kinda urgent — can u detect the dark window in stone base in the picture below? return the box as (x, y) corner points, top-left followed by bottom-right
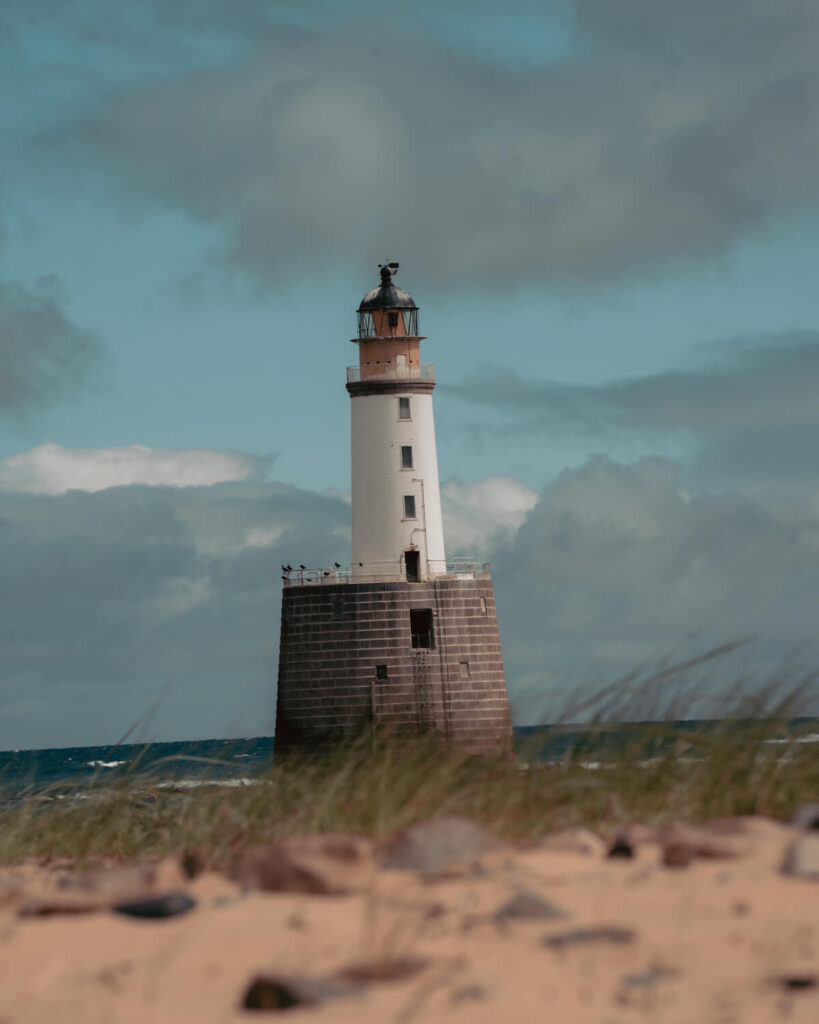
(375, 664), (388, 680)
(410, 608), (434, 649)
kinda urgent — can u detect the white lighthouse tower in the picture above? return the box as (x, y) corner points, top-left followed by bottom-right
(350, 262), (446, 581)
(276, 263), (513, 754)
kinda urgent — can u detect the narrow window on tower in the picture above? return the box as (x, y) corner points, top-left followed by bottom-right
(401, 445), (413, 469)
(459, 661), (470, 679)
(398, 396), (411, 420)
(480, 596), (487, 614)
(375, 664), (388, 681)
(403, 495), (416, 519)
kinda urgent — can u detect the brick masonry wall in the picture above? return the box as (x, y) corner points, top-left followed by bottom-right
(275, 578), (513, 754)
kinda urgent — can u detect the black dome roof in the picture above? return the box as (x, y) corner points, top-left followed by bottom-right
(357, 265), (418, 311)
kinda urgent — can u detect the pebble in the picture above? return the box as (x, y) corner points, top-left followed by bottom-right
(237, 833), (372, 895)
(382, 817), (497, 878)
(607, 832), (636, 859)
(112, 892), (196, 919)
(660, 821), (747, 868)
(495, 887), (568, 922)
(620, 965), (677, 989)
(542, 925), (636, 950)
(791, 803), (819, 831)
(781, 835), (819, 881)
(242, 973), (358, 1011)
(771, 973), (817, 992)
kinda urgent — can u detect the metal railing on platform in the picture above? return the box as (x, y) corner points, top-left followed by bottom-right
(281, 559), (491, 588)
(346, 363), (434, 384)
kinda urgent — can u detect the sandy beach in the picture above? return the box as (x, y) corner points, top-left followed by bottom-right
(1, 814), (817, 1023)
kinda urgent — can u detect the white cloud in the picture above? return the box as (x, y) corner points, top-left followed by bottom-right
(441, 476), (538, 554)
(0, 442), (269, 495)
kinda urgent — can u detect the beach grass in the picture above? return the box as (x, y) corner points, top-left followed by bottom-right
(1, 693), (817, 867)
(1, 643), (817, 865)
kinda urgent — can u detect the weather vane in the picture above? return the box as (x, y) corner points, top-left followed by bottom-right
(378, 260), (399, 279)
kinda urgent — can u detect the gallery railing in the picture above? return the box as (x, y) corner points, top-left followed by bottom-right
(346, 363), (434, 383)
(281, 559), (490, 587)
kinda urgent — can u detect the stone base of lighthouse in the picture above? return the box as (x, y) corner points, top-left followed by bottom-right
(275, 578), (513, 755)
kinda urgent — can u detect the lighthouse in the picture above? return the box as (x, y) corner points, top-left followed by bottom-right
(275, 263), (513, 753)
(350, 263), (446, 582)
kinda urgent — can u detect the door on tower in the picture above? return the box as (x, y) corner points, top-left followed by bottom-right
(405, 549), (419, 582)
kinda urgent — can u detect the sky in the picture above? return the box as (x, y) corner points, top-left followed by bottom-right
(2, 0), (819, 748)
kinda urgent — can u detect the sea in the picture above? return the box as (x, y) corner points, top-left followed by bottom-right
(1, 719), (817, 800)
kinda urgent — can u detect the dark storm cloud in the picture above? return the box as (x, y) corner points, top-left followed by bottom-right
(28, 1), (819, 289)
(0, 277), (101, 418)
(450, 331), (819, 485)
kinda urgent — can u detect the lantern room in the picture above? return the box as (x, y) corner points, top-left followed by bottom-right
(352, 263), (427, 380)
(357, 263), (419, 339)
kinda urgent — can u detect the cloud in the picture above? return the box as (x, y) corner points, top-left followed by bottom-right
(0, 442), (271, 495)
(0, 478), (350, 750)
(450, 331), (819, 487)
(492, 455), (819, 720)
(29, 2), (819, 289)
(0, 277), (101, 417)
(441, 476), (538, 554)
(1, 446), (816, 748)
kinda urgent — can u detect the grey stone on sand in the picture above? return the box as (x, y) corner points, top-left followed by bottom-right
(237, 833), (372, 895)
(791, 803), (819, 831)
(112, 892), (196, 919)
(382, 817), (497, 878)
(495, 887), (568, 922)
(542, 925), (636, 950)
(781, 835), (819, 881)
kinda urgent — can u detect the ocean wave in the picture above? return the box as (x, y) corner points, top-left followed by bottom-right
(761, 733), (819, 745)
(86, 760), (127, 768)
(154, 777), (259, 791)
